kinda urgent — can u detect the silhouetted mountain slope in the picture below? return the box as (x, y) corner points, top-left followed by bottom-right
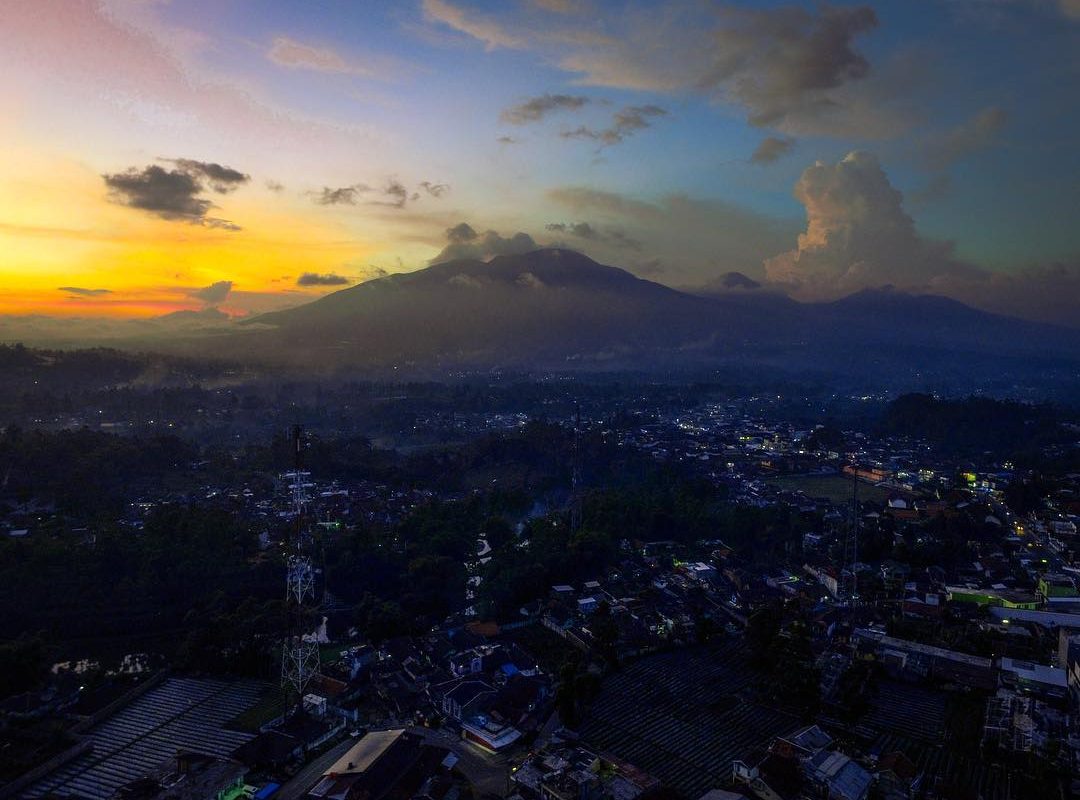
(215, 249), (1079, 381)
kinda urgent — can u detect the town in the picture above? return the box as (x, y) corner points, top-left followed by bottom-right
(2, 374), (1079, 800)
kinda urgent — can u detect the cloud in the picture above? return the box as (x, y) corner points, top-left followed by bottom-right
(432, 222), (538, 263)
(548, 185), (798, 285)
(311, 180), (433, 208)
(497, 135), (518, 144)
(764, 151), (977, 298)
(191, 280), (234, 306)
(481, 2), (890, 135)
(751, 136), (794, 164)
(704, 4), (879, 129)
(267, 36), (373, 76)
(297, 272), (352, 287)
(310, 184), (371, 205)
(59, 286), (112, 297)
(1062, 0), (1080, 19)
(422, 0), (525, 49)
(759, 149), (1080, 326)
(545, 221), (642, 250)
(166, 159), (249, 192)
(103, 159), (248, 228)
(923, 106), (1008, 171)
(265, 180), (285, 192)
(501, 94), (590, 124)
(380, 180), (410, 208)
(532, 0), (583, 12)
(561, 104), (667, 146)
(419, 181), (449, 198)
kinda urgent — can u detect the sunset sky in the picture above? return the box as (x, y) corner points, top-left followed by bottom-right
(2, 0), (1078, 329)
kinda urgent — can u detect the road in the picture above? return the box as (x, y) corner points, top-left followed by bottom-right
(409, 726), (511, 799)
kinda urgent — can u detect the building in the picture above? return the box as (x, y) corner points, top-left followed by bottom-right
(946, 586), (1040, 610)
(305, 729), (451, 800)
(852, 628), (995, 690)
(998, 658), (1068, 704)
(113, 752), (247, 800)
(805, 750), (872, 800)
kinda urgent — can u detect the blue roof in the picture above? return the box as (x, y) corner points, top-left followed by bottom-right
(254, 783), (281, 800)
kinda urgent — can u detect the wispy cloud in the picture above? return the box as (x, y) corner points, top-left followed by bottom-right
(422, 0), (526, 49)
(266, 36), (376, 76)
(751, 136), (794, 164)
(561, 105), (667, 147)
(501, 94), (590, 124)
(59, 286), (112, 297)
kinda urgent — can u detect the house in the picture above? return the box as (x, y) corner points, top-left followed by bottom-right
(732, 750), (803, 800)
(306, 729), (451, 800)
(770, 725), (832, 760)
(804, 750), (872, 800)
(875, 751), (920, 799)
(114, 752), (247, 800)
(435, 677), (495, 720)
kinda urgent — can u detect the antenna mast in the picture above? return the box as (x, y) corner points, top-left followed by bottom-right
(842, 461), (860, 602)
(570, 403), (583, 535)
(281, 424), (320, 709)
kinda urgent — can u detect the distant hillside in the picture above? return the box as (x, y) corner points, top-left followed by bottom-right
(18, 248), (1064, 395)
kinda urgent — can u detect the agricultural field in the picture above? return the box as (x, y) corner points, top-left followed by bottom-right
(767, 474), (896, 505)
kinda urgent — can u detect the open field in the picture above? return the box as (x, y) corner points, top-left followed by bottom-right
(767, 474), (896, 505)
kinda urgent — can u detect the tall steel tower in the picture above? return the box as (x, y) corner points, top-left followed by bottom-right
(570, 403), (583, 535)
(281, 425), (320, 706)
(841, 462), (860, 602)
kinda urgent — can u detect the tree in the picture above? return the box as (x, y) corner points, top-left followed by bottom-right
(590, 601), (619, 672)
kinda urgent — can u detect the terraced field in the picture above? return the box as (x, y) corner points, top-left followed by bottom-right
(23, 677), (266, 800)
(857, 680), (1006, 800)
(579, 645), (799, 798)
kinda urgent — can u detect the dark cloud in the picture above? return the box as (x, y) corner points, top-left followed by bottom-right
(923, 106), (1008, 171)
(751, 136), (794, 164)
(311, 184), (371, 205)
(166, 159), (249, 193)
(381, 180), (412, 208)
(104, 166), (206, 220)
(432, 222), (537, 263)
(265, 180), (285, 192)
(545, 221), (642, 250)
(561, 104), (667, 146)
(447, 222), (478, 243)
(297, 272), (352, 287)
(501, 93), (591, 124)
(496, 135), (518, 144)
(314, 180), (434, 209)
(103, 159), (248, 228)
(191, 280), (234, 306)
(419, 181), (449, 198)
(764, 151), (978, 298)
(59, 286), (112, 296)
(704, 5), (879, 128)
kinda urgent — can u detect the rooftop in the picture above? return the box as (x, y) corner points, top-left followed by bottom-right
(324, 729), (406, 776)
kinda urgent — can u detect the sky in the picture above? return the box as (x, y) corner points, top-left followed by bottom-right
(1, 0), (1078, 331)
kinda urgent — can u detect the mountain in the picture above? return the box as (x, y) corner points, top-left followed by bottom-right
(692, 271), (764, 292)
(239, 249), (781, 369)
(210, 249), (1080, 388)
